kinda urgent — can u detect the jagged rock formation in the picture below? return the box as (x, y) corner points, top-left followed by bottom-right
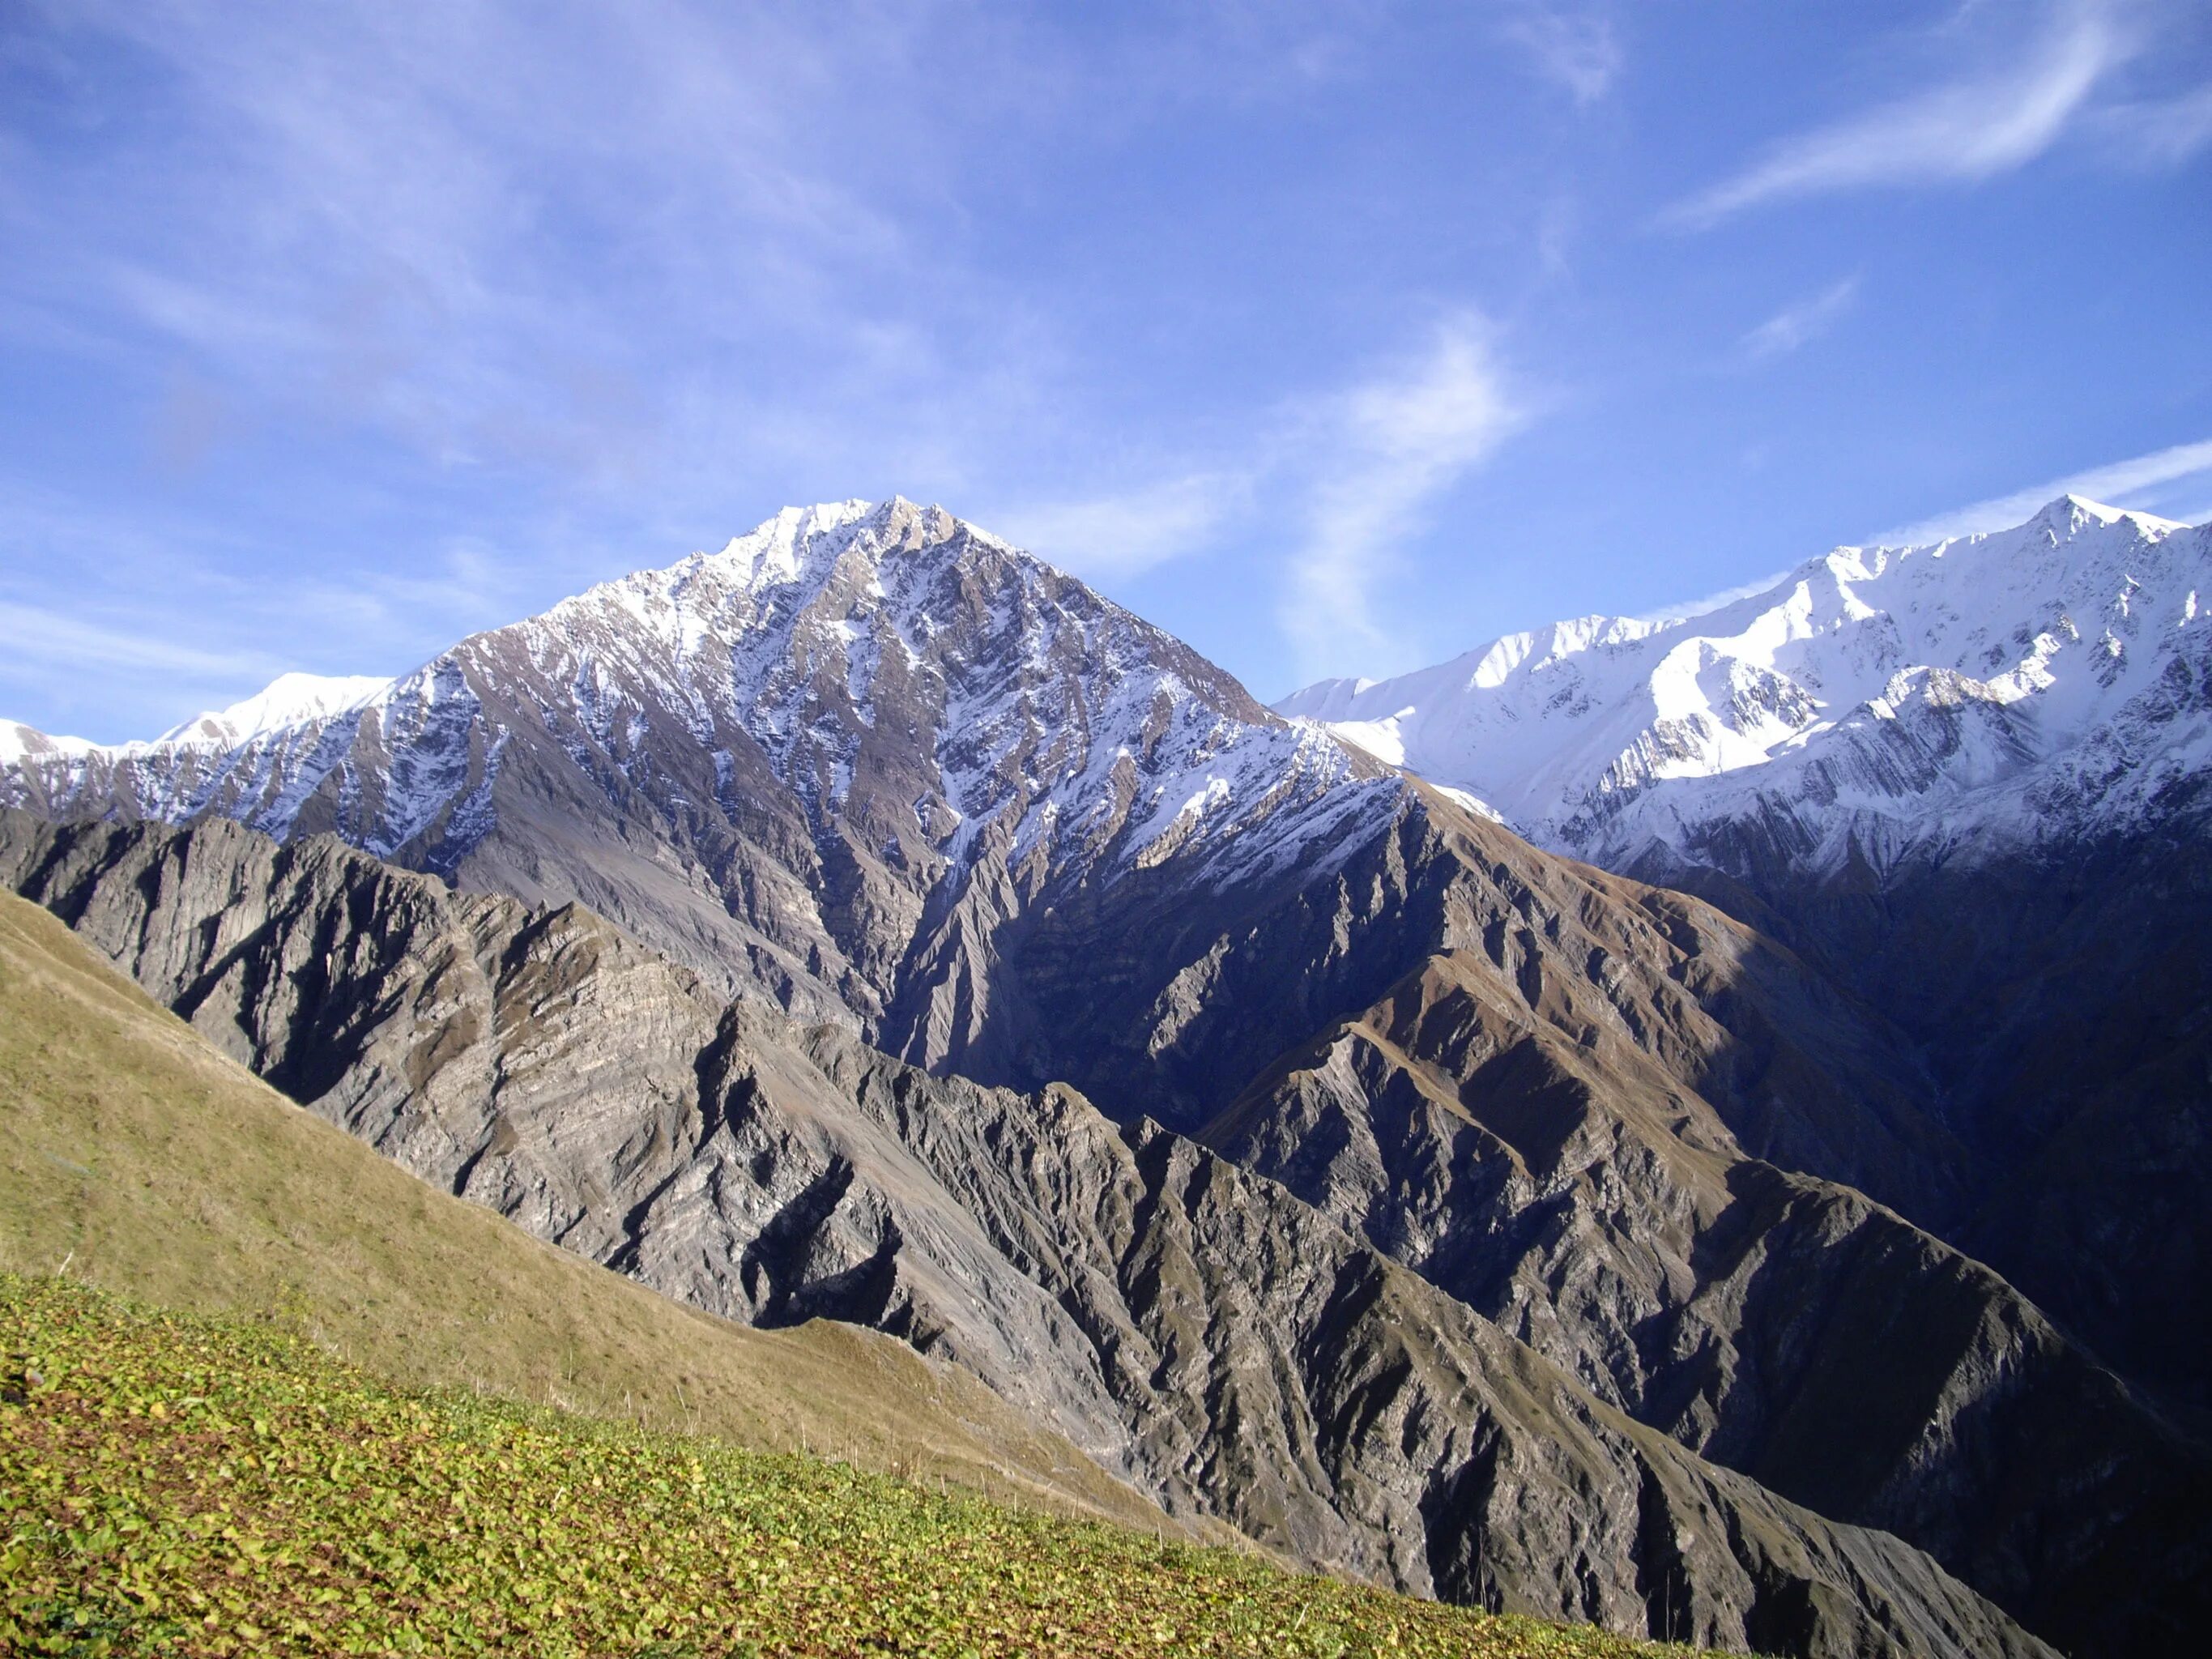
(0, 499), (1394, 1066)
(1623, 808), (2212, 1430)
(0, 808), (2064, 1659)
(1202, 935), (2212, 1656)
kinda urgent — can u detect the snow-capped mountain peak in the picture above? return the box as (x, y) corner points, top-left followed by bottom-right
(0, 722), (96, 768)
(701, 497), (887, 593)
(2, 498), (1392, 1018)
(156, 672), (397, 748)
(1277, 495), (2211, 876)
(2023, 493), (2181, 542)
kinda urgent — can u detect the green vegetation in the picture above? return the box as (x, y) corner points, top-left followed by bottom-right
(2, 1274), (1713, 1659)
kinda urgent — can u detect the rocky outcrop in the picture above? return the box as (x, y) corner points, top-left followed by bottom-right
(0, 808), (2061, 1659)
(1630, 804), (2212, 1432)
(1203, 939), (2212, 1658)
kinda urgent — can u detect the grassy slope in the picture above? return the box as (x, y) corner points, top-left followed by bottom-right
(1, 1275), (1713, 1659)
(0, 888), (1160, 1529)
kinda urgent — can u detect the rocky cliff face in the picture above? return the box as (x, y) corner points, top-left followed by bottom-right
(1627, 807), (2212, 1427)
(1200, 927), (2210, 1656)
(1276, 497), (2212, 1434)
(0, 807), (2069, 1659)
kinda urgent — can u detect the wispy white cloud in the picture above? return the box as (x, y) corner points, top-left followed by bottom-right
(6, 0), (1046, 510)
(2095, 79), (2212, 161)
(1498, 4), (1622, 106)
(0, 473), (589, 739)
(985, 312), (1536, 624)
(0, 599), (275, 680)
(1281, 319), (1522, 677)
(1741, 275), (1861, 360)
(991, 474), (1249, 582)
(1873, 436), (2212, 544)
(282, 536), (549, 642)
(1665, 2), (2132, 228)
(1632, 569), (1793, 627)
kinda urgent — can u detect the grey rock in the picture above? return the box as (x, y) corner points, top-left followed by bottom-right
(1204, 928), (2212, 1658)
(0, 807), (2059, 1659)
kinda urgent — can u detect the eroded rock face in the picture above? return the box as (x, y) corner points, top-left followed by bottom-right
(0, 808), (2062, 1659)
(1203, 942), (2211, 1658)
(1625, 813), (2212, 1431)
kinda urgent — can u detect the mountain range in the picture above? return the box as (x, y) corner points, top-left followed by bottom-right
(1280, 495), (2212, 1418)
(6, 493), (2209, 1658)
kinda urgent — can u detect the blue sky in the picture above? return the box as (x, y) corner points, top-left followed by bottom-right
(2, 0), (2210, 740)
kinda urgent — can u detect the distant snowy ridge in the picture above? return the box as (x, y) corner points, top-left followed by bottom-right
(156, 672), (395, 748)
(1277, 496), (2212, 873)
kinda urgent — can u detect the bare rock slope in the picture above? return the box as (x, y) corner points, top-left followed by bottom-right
(0, 807), (2068, 1659)
(6, 497), (2210, 1654)
(1276, 499), (2212, 1421)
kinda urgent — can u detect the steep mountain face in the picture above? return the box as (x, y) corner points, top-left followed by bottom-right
(1277, 497), (2212, 1418)
(0, 887), (1182, 1535)
(0, 498), (1959, 1170)
(0, 809), (2069, 1659)
(0, 499), (1392, 1073)
(6, 496), (2210, 1653)
(0, 497), (1954, 1192)
(1200, 943), (2211, 1655)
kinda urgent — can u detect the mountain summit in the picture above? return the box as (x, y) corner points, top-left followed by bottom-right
(2, 497), (1392, 1066)
(1276, 495), (2210, 873)
(6, 493), (2212, 1657)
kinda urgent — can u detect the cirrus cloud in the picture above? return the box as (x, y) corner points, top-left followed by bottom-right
(1665, 2), (2133, 228)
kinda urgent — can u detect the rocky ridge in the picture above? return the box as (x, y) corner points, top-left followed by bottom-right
(0, 807), (2066, 1659)
(0, 499), (1392, 1064)
(5, 496), (2210, 1653)
(1276, 497), (2212, 876)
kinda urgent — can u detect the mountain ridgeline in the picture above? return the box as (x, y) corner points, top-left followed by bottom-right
(1276, 496), (2212, 1422)
(6, 494), (2210, 1658)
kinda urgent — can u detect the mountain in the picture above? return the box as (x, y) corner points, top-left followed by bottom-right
(1276, 497), (2210, 872)
(0, 808), (2073, 1659)
(14, 807), (2212, 1657)
(0, 498), (1391, 1067)
(0, 894), (1768, 1659)
(1276, 496), (2212, 1419)
(6, 496), (2210, 1653)
(0, 499), (1945, 1154)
